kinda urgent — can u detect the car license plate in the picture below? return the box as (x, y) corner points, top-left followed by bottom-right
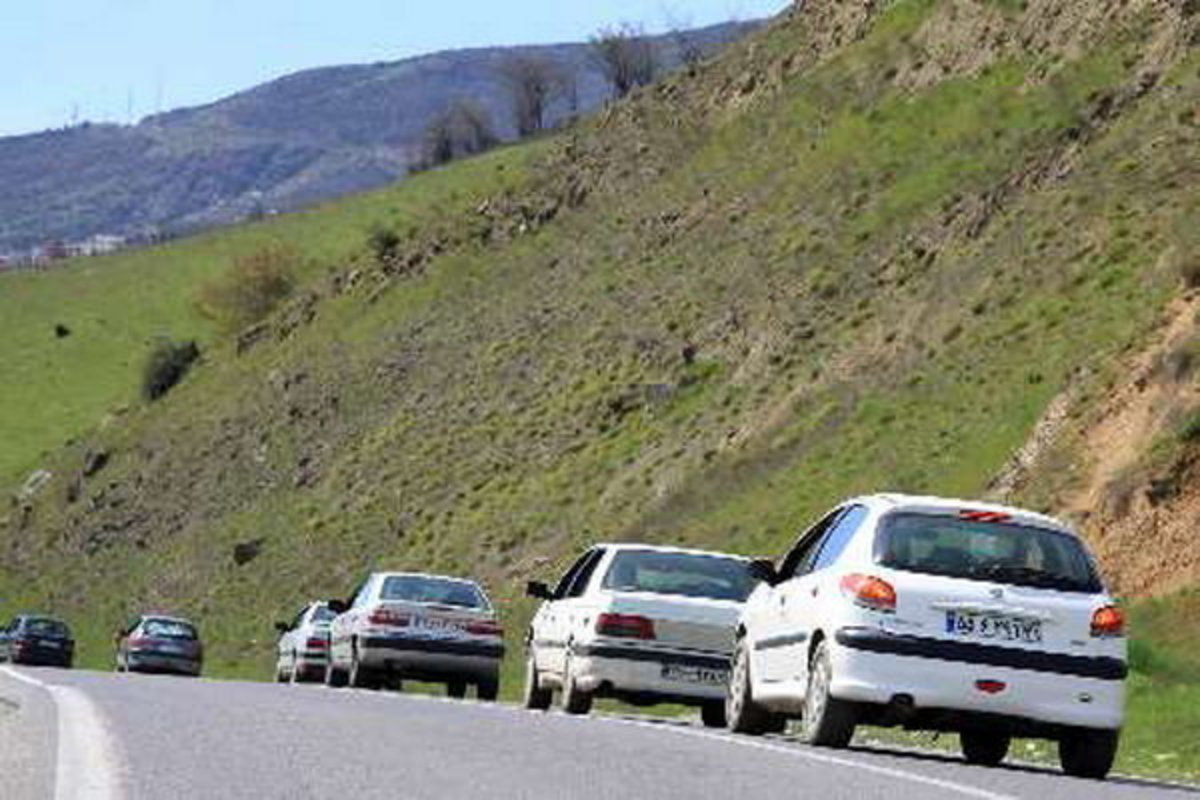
(414, 618), (461, 638)
(42, 640), (62, 649)
(945, 611), (1043, 644)
(661, 664), (728, 685)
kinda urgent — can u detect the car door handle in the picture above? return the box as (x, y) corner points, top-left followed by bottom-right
(811, 587), (820, 598)
(779, 595), (787, 606)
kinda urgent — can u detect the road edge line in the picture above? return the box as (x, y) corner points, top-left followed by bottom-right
(0, 667), (124, 800)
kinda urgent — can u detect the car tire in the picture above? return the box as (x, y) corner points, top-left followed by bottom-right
(1059, 728), (1119, 780)
(800, 640), (856, 748)
(523, 652), (553, 711)
(701, 701), (727, 729)
(727, 639), (786, 735)
(349, 645), (379, 690)
(447, 681), (468, 699)
(324, 659), (348, 689)
(561, 655), (593, 716)
(961, 731), (1011, 766)
(478, 678), (500, 702)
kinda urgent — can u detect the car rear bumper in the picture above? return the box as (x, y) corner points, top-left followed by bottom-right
(359, 636), (502, 682)
(10, 645), (73, 667)
(831, 628), (1124, 730)
(571, 642), (731, 703)
(128, 652), (202, 675)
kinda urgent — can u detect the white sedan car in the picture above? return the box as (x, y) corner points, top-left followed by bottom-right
(274, 601), (336, 683)
(326, 572), (504, 699)
(524, 544), (767, 726)
(729, 494), (1127, 780)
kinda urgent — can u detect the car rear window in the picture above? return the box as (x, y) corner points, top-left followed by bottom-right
(143, 619), (198, 640)
(878, 513), (1102, 593)
(311, 606), (337, 624)
(380, 576), (487, 609)
(26, 618), (69, 638)
(601, 550), (759, 602)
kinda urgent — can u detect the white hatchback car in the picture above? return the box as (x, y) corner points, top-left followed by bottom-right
(274, 601), (337, 683)
(730, 494), (1127, 780)
(524, 544), (767, 726)
(326, 572), (504, 699)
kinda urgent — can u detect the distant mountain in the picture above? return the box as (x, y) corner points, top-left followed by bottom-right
(0, 22), (758, 253)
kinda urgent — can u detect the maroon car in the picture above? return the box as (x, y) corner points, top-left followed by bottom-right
(115, 615), (203, 676)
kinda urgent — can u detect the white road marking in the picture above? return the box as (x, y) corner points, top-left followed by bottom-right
(0, 666), (124, 800)
(597, 715), (1020, 800)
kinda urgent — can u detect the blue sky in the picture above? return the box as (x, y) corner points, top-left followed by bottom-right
(0, 0), (789, 137)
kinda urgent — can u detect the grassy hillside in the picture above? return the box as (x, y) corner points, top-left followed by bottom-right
(0, 148), (535, 487)
(2, 0), (1199, 780)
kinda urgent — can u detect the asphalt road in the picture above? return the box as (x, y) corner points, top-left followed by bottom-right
(0, 666), (1195, 800)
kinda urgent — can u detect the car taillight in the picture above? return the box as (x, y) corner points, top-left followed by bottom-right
(1091, 605), (1125, 638)
(595, 613), (656, 640)
(305, 637), (328, 649)
(368, 608), (411, 626)
(464, 620), (503, 637)
(840, 574), (897, 613)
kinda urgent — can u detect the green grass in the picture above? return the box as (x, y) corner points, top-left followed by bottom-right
(1, 0), (1199, 783)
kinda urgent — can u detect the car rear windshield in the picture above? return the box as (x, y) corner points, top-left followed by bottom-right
(26, 618), (69, 638)
(380, 576), (487, 609)
(143, 619), (198, 640)
(601, 550), (759, 602)
(878, 513), (1102, 593)
(311, 606), (337, 624)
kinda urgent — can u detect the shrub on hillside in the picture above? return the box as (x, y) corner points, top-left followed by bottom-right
(195, 244), (299, 332)
(142, 340), (200, 402)
(367, 226), (402, 264)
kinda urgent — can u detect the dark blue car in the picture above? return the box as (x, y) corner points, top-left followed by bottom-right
(0, 615), (75, 668)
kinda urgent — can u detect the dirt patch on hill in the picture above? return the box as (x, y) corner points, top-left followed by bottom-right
(1008, 291), (1200, 597)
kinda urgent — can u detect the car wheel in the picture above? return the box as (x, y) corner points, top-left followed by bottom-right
(523, 652), (553, 711)
(349, 645), (379, 690)
(727, 639), (786, 735)
(324, 658), (348, 689)
(1059, 728), (1119, 780)
(960, 731), (1011, 766)
(701, 701), (727, 729)
(288, 653), (303, 685)
(478, 678), (500, 703)
(447, 681), (468, 699)
(800, 640), (856, 748)
(561, 655), (593, 716)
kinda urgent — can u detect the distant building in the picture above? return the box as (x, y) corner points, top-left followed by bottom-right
(42, 241), (69, 261)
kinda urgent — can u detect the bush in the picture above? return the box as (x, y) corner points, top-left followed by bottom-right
(367, 226), (402, 263)
(142, 340), (200, 402)
(1180, 259), (1200, 290)
(195, 244), (298, 332)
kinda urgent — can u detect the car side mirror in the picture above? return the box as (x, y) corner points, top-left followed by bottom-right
(750, 559), (780, 587)
(273, 621), (290, 634)
(326, 599), (348, 614)
(525, 581), (554, 601)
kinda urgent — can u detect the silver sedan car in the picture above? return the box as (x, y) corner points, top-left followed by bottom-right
(326, 572), (505, 699)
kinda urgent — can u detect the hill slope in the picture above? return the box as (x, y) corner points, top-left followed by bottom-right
(3, 0), (1200, 777)
(0, 22), (755, 252)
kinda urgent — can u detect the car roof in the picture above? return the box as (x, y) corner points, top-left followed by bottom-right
(370, 571), (482, 585)
(853, 493), (1074, 534)
(139, 614), (196, 625)
(17, 614), (67, 624)
(592, 543), (754, 562)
